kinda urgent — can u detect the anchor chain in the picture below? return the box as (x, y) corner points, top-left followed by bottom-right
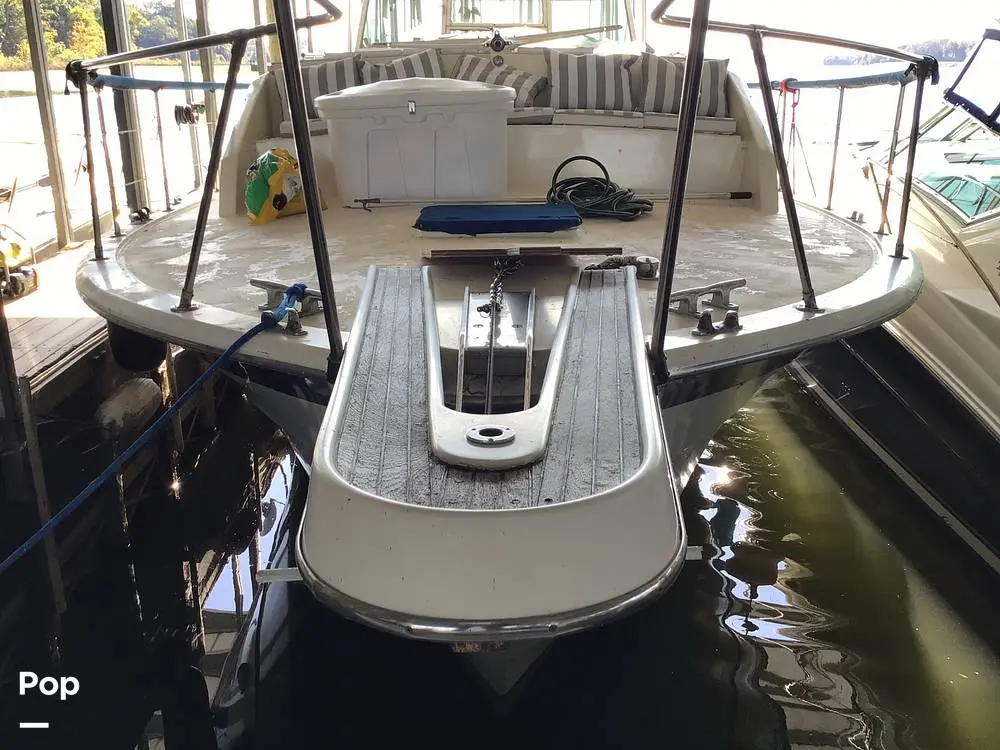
(477, 256), (523, 316)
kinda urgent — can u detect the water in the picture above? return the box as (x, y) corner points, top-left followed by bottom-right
(208, 370), (1000, 749)
(695, 372), (1000, 749)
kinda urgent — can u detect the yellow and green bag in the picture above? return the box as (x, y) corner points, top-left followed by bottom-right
(245, 147), (322, 225)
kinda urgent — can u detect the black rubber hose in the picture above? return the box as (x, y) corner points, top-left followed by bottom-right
(546, 155), (654, 221)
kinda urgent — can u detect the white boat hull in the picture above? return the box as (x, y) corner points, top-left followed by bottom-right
(237, 353), (788, 494)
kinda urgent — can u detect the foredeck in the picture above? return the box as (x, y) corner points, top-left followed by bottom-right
(333, 267), (643, 509)
(113, 197), (879, 333)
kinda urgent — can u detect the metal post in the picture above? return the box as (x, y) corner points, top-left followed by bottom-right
(101, 0), (150, 214)
(22, 0), (71, 249)
(248, 451), (262, 598)
(153, 90), (173, 212)
(17, 379), (67, 631)
(649, 0), (712, 374)
(826, 86), (846, 210)
(894, 71), (928, 258)
(0, 297), (28, 502)
(748, 29), (818, 311)
(270, 0), (346, 376)
(76, 73), (106, 261)
(174, 0), (204, 189)
(878, 82), (908, 235)
(195, 0), (220, 147)
(95, 89), (123, 237)
(252, 0), (269, 74)
(174, 39), (249, 311)
(793, 125), (818, 199)
(231, 553), (244, 621)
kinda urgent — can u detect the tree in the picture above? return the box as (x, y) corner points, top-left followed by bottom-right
(0, 0), (25, 58)
(126, 3), (148, 48)
(67, 2), (105, 57)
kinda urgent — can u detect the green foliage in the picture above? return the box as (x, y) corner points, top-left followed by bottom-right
(0, 0), (26, 58)
(0, 0), (194, 70)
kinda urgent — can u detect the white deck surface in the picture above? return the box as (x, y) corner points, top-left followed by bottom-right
(114, 198), (878, 332)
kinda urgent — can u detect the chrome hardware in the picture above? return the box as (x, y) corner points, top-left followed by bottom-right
(466, 424), (516, 446)
(250, 277), (324, 316)
(669, 277), (746, 317)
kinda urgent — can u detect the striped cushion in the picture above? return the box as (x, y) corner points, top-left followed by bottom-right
(639, 54), (729, 118)
(451, 54), (548, 109)
(359, 49), (444, 84)
(274, 58), (360, 120)
(544, 49), (638, 111)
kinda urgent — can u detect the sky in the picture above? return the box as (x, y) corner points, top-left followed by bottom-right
(648, 0), (996, 46)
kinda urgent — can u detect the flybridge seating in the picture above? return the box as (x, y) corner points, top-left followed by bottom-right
(217, 43), (775, 218)
(266, 46), (737, 134)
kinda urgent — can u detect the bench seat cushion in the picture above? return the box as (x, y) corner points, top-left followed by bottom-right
(643, 112), (737, 134)
(551, 109), (644, 128)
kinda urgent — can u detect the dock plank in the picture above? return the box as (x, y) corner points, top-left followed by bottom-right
(2, 246), (105, 384)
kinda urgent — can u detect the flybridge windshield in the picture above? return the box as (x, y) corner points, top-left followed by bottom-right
(944, 29), (1000, 135)
(359, 0), (635, 46)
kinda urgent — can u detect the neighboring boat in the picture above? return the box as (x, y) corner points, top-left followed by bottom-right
(69, 0), (928, 701)
(791, 29), (1000, 575)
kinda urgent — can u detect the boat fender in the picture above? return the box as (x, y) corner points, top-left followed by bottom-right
(93, 377), (163, 442)
(107, 320), (169, 372)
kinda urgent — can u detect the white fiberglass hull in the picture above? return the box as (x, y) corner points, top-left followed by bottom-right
(238, 356), (785, 495)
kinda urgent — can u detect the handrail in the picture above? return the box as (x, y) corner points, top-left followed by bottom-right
(651, 11), (933, 68)
(647, 7), (939, 380)
(69, 0), (346, 381)
(748, 68), (917, 91)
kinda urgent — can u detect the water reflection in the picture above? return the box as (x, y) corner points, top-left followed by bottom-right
(698, 372), (1000, 750)
(206, 371), (1000, 749)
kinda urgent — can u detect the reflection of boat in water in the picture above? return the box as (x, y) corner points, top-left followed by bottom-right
(791, 29), (1000, 574)
(69, 0), (927, 706)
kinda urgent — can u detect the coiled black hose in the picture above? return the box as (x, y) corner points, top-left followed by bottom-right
(546, 155), (654, 221)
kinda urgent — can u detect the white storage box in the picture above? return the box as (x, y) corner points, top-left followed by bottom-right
(315, 78), (515, 201)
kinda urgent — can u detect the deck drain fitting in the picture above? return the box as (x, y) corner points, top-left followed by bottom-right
(466, 424), (515, 447)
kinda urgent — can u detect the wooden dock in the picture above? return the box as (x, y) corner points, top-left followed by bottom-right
(4, 245), (107, 405)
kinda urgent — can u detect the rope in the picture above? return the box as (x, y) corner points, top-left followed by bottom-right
(174, 104), (202, 126)
(0, 283), (308, 578)
(546, 155), (653, 221)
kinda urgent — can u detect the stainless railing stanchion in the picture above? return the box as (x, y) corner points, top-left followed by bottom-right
(173, 38), (248, 311)
(73, 68), (104, 261)
(95, 87), (123, 238)
(649, 0), (711, 378)
(894, 60), (934, 259)
(748, 29), (819, 312)
(153, 89), (172, 213)
(877, 82), (908, 235)
(826, 85), (845, 211)
(269, 0), (346, 377)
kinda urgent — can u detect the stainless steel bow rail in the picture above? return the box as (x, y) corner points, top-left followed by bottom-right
(646, 1), (939, 382)
(67, 0), (346, 380)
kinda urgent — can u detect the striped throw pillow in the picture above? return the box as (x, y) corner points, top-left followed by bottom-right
(452, 54), (548, 109)
(545, 49), (638, 111)
(359, 49), (444, 84)
(639, 53), (730, 118)
(274, 57), (361, 120)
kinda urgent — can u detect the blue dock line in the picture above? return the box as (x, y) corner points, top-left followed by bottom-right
(0, 283), (308, 578)
(88, 73), (252, 93)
